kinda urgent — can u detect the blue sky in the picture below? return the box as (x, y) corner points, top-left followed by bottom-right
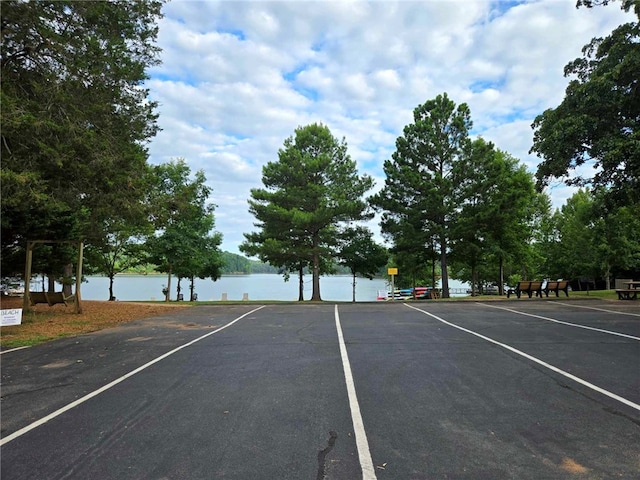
(144, 0), (633, 254)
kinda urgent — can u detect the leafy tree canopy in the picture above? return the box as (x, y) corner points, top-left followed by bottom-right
(531, 0), (639, 206)
(451, 139), (544, 293)
(146, 159), (223, 300)
(372, 93), (472, 297)
(337, 226), (388, 301)
(1, 0), (163, 275)
(242, 123), (373, 301)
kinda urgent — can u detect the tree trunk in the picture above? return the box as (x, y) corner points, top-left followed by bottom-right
(190, 275), (196, 301)
(47, 274), (55, 293)
(311, 254), (321, 301)
(298, 266), (304, 301)
(311, 236), (321, 301)
(498, 255), (505, 296)
(166, 269), (171, 302)
(440, 234), (450, 298)
(63, 264), (73, 296)
(431, 252), (437, 291)
(471, 265), (477, 296)
(352, 272), (356, 303)
(176, 278), (182, 301)
(109, 273), (116, 301)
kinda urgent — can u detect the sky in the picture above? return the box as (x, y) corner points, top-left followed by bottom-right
(144, 0), (634, 255)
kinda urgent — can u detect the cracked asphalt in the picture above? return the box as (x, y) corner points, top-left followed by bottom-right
(1, 301), (639, 479)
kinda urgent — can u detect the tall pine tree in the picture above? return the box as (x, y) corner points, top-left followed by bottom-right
(373, 93), (471, 298)
(242, 124), (373, 301)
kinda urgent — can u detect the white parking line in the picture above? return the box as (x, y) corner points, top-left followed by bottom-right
(556, 301), (640, 317)
(0, 346), (31, 355)
(478, 302), (640, 341)
(0, 305), (266, 447)
(405, 303), (640, 412)
(334, 305), (377, 480)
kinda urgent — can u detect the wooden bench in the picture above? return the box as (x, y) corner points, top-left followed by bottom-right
(29, 291), (75, 307)
(29, 291), (50, 306)
(543, 280), (569, 297)
(615, 289), (638, 300)
(507, 281), (543, 298)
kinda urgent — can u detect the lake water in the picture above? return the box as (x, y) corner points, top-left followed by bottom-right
(72, 274), (469, 302)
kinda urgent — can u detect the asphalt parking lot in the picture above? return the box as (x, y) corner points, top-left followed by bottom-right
(1, 300), (639, 479)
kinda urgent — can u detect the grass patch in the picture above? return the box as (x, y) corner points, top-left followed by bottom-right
(1, 297), (189, 348)
(2, 335), (56, 349)
(566, 289), (619, 300)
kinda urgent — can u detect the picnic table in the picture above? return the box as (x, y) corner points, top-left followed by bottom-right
(615, 281), (640, 300)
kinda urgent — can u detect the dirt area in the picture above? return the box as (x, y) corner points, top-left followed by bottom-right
(0, 296), (188, 348)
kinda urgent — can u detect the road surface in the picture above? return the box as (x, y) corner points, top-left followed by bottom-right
(1, 300), (639, 479)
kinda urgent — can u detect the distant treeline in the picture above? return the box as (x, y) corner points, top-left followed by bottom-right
(220, 251), (279, 274)
(219, 251), (365, 276)
(119, 251), (367, 276)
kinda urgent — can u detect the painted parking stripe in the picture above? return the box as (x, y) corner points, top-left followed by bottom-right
(478, 302), (640, 341)
(405, 303), (640, 412)
(0, 346), (31, 355)
(0, 305), (266, 447)
(556, 301), (640, 317)
(334, 305), (377, 480)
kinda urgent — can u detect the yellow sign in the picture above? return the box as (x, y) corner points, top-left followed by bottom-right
(387, 268), (398, 275)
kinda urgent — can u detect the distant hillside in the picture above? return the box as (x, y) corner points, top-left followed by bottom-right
(220, 252), (385, 277)
(124, 251), (379, 276)
(220, 251), (279, 274)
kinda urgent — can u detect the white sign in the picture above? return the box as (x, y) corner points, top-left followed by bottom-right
(1, 309), (23, 326)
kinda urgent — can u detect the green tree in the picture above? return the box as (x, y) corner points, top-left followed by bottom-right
(83, 218), (152, 301)
(1, 0), (162, 279)
(219, 252), (251, 274)
(379, 209), (437, 290)
(172, 223), (223, 302)
(337, 226), (388, 302)
(146, 160), (223, 301)
(373, 93), (471, 298)
(241, 165), (312, 300)
(449, 139), (494, 295)
(525, 193), (555, 283)
(242, 123), (374, 301)
(483, 152), (543, 292)
(531, 1), (639, 207)
(545, 189), (640, 288)
(576, 1), (639, 16)
(451, 140), (544, 294)
(553, 190), (600, 283)
(241, 207), (311, 301)
(532, 202), (562, 281)
(593, 200), (640, 286)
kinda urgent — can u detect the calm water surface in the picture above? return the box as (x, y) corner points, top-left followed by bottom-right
(79, 274), (387, 302)
(75, 274), (469, 302)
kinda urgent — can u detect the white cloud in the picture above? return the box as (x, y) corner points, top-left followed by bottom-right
(145, 0), (634, 254)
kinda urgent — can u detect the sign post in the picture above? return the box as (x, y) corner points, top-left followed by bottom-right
(388, 268), (398, 301)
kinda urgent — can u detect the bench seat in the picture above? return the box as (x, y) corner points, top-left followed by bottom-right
(543, 280), (569, 297)
(29, 291), (75, 307)
(507, 281), (543, 299)
(29, 292), (50, 306)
